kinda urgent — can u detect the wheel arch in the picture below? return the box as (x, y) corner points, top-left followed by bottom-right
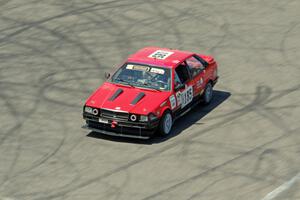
(160, 107), (173, 118)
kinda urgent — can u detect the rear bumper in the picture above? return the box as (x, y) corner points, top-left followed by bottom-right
(82, 114), (159, 139)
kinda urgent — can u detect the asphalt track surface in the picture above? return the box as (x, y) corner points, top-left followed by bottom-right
(0, 0), (300, 200)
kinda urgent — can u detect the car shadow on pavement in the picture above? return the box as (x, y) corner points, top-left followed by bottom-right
(86, 90), (231, 144)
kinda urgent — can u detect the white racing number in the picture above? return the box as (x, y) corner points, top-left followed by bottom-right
(176, 86), (193, 108)
(148, 50), (174, 60)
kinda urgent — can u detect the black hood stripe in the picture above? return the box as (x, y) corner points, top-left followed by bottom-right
(109, 88), (123, 101)
(131, 92), (145, 105)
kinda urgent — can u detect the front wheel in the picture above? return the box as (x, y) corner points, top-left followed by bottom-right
(202, 82), (213, 104)
(158, 111), (173, 136)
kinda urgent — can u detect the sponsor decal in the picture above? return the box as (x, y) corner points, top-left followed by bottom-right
(126, 64), (150, 71)
(150, 67), (165, 74)
(126, 64), (166, 75)
(169, 95), (176, 109)
(148, 50), (174, 60)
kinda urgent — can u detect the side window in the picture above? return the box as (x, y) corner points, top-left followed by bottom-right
(174, 71), (182, 85)
(186, 56), (205, 77)
(175, 63), (191, 84)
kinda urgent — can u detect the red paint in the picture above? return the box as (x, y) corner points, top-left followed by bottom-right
(85, 47), (218, 118)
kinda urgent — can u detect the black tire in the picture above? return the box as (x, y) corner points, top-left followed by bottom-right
(158, 111), (173, 136)
(202, 82), (213, 104)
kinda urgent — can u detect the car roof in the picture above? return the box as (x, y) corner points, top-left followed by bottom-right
(127, 46), (194, 68)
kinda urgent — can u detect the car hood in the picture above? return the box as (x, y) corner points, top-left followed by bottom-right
(85, 82), (171, 115)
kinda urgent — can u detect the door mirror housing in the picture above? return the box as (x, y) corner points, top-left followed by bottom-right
(104, 72), (111, 79)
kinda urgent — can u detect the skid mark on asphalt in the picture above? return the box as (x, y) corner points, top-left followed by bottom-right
(0, 0), (299, 199)
(15, 85), (299, 200)
(140, 84), (300, 199)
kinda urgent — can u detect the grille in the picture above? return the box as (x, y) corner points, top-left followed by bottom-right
(88, 121), (155, 136)
(100, 109), (129, 121)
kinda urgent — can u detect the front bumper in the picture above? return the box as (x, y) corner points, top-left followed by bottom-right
(82, 113), (159, 139)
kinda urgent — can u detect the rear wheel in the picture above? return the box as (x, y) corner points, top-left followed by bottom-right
(158, 111), (173, 136)
(202, 82), (213, 104)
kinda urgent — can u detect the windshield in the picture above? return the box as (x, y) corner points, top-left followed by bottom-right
(111, 63), (171, 91)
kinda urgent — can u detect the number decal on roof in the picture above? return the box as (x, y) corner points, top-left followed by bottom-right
(148, 50), (174, 60)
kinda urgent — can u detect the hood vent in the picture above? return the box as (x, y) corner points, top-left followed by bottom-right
(109, 88), (123, 101)
(131, 92), (145, 105)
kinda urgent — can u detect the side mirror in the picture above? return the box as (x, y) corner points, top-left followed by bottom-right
(174, 83), (185, 91)
(104, 72), (111, 79)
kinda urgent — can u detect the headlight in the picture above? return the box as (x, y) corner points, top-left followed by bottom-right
(92, 108), (99, 115)
(149, 113), (158, 121)
(140, 115), (148, 122)
(130, 114), (137, 121)
(84, 106), (93, 114)
(84, 106), (98, 115)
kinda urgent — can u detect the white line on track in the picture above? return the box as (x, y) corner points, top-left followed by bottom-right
(0, 197), (16, 200)
(261, 172), (300, 200)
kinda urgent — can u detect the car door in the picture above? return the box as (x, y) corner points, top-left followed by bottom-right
(173, 62), (194, 111)
(185, 55), (208, 96)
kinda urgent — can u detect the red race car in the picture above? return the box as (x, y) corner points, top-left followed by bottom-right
(82, 47), (218, 139)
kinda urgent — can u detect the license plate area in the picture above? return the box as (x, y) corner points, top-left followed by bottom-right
(99, 118), (109, 124)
